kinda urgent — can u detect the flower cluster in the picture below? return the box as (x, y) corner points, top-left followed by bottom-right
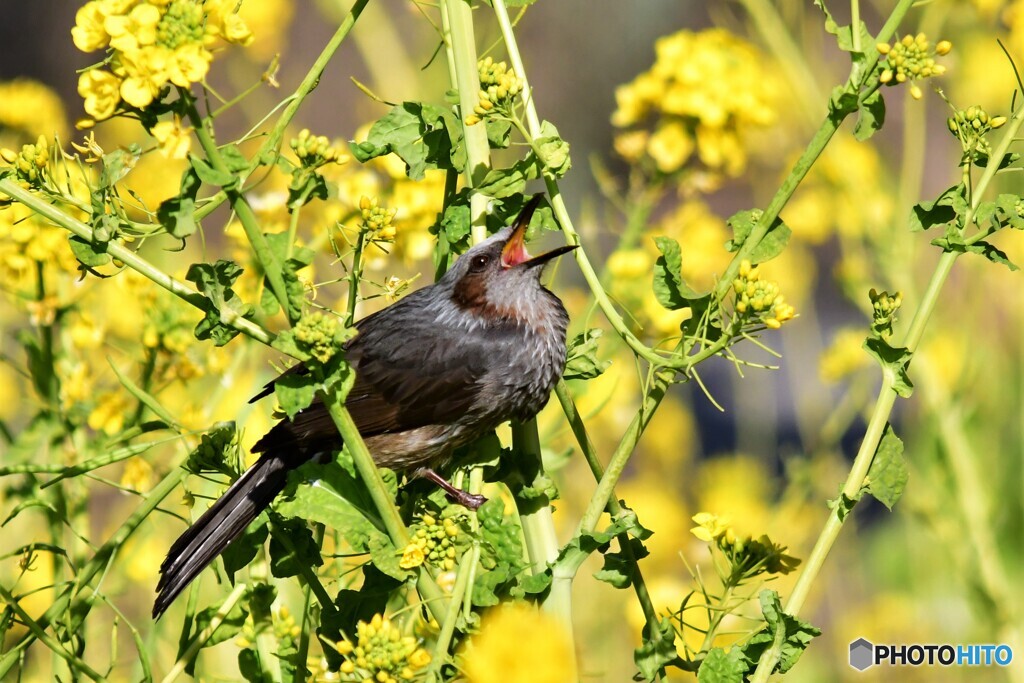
(360, 195), (398, 242)
(877, 34), (951, 100)
(732, 260), (796, 329)
(294, 312), (343, 364)
(290, 128), (346, 168)
(72, 0), (254, 121)
(611, 29), (780, 177)
(330, 614), (431, 683)
(869, 288), (902, 337)
(947, 105), (1007, 160)
(235, 605), (303, 649)
(1, 135), (50, 189)
(0, 204), (80, 291)
(690, 513), (799, 578)
(465, 56), (523, 126)
(400, 512), (465, 571)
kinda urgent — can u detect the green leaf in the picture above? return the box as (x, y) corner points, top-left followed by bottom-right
(827, 491), (858, 522)
(272, 367), (316, 419)
(222, 517), (268, 580)
(593, 537), (649, 589)
(697, 647), (747, 683)
(276, 462), (383, 553)
(186, 259), (255, 346)
(269, 516), (323, 578)
(750, 590), (821, 674)
(828, 86), (860, 120)
(473, 498), (527, 606)
(368, 533), (413, 581)
(485, 119), (512, 148)
(853, 89), (886, 141)
(348, 102), (461, 179)
(188, 154), (234, 187)
(863, 337), (914, 397)
(564, 329), (611, 381)
(725, 209), (791, 263)
(99, 144), (141, 188)
(814, 1), (873, 53)
(995, 193), (1024, 230)
(68, 234), (111, 268)
(189, 598), (247, 651)
(157, 167), (201, 239)
(219, 144), (250, 173)
(966, 240), (1019, 271)
(534, 120), (571, 177)
(635, 618), (680, 681)
(909, 184), (966, 231)
(652, 236), (704, 310)
(475, 154), (542, 198)
(865, 424), (908, 509)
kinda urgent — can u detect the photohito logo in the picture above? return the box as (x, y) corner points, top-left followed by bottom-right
(849, 638), (1013, 671)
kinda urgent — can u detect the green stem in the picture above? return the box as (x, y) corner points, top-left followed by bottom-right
(346, 229), (367, 327)
(183, 94), (296, 325)
(319, 396), (449, 622)
(0, 583), (104, 682)
(193, 0), (370, 222)
(749, 61), (1024, 683)
(0, 179), (273, 346)
(425, 551), (475, 681)
(0, 467), (188, 678)
(160, 583), (247, 683)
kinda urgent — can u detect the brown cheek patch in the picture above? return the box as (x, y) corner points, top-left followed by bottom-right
(452, 273), (517, 321)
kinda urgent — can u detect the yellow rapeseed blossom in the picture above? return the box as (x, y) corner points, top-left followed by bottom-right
(150, 115), (191, 159)
(330, 614), (430, 683)
(0, 80), (68, 144)
(461, 602), (576, 683)
(72, 0), (254, 120)
(877, 33), (950, 100)
(732, 260), (796, 329)
(819, 328), (870, 382)
(88, 391), (132, 435)
(612, 29), (781, 177)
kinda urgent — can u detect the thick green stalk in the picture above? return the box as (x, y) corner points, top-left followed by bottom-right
(0, 178), (273, 346)
(160, 583), (247, 683)
(319, 396), (449, 622)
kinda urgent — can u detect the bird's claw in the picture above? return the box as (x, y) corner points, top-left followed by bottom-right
(451, 490), (487, 510)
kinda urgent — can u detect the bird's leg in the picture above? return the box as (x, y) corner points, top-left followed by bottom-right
(415, 468), (487, 510)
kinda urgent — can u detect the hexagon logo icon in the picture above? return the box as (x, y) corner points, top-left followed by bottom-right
(849, 638), (874, 671)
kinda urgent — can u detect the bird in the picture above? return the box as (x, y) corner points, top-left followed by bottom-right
(153, 194), (576, 618)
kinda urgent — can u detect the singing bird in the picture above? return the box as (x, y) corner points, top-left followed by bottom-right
(154, 195), (576, 617)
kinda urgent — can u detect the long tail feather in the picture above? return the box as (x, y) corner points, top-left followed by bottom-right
(153, 450), (302, 618)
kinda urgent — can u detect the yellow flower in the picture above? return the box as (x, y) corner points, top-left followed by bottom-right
(71, 1), (109, 52)
(819, 327), (869, 382)
(151, 117), (191, 159)
(0, 80), (68, 141)
(88, 391), (132, 435)
(461, 603), (576, 683)
(206, 0), (255, 45)
(646, 120), (694, 173)
(167, 43), (212, 87)
(607, 248), (653, 282)
(120, 457), (154, 492)
(78, 69), (122, 121)
(690, 512), (731, 542)
(106, 2), (161, 53)
(70, 313), (105, 350)
(399, 543), (425, 569)
(117, 47), (170, 109)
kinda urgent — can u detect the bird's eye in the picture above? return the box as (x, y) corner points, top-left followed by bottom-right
(469, 254), (490, 272)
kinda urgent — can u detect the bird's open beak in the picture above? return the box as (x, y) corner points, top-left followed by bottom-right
(501, 194), (578, 269)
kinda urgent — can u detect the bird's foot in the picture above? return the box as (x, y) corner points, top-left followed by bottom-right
(416, 468), (488, 510)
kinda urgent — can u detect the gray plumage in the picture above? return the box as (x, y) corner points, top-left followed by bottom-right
(153, 195), (572, 617)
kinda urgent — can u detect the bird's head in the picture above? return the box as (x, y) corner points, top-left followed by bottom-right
(441, 195), (576, 323)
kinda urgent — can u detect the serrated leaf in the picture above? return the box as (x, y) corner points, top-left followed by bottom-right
(564, 329), (611, 381)
(909, 185), (966, 231)
(755, 590), (821, 673)
(593, 537), (649, 589)
(995, 193), (1024, 230)
(476, 154), (542, 198)
(863, 337), (914, 397)
(189, 154), (234, 187)
(186, 259), (255, 346)
(635, 618), (680, 681)
(222, 518), (268, 580)
(269, 516), (323, 578)
(697, 647), (747, 683)
(865, 424), (908, 509)
(68, 234), (111, 267)
(652, 236), (704, 310)
(349, 102), (461, 179)
(276, 463), (382, 552)
(725, 209), (791, 263)
(853, 89), (886, 141)
(157, 167), (201, 239)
